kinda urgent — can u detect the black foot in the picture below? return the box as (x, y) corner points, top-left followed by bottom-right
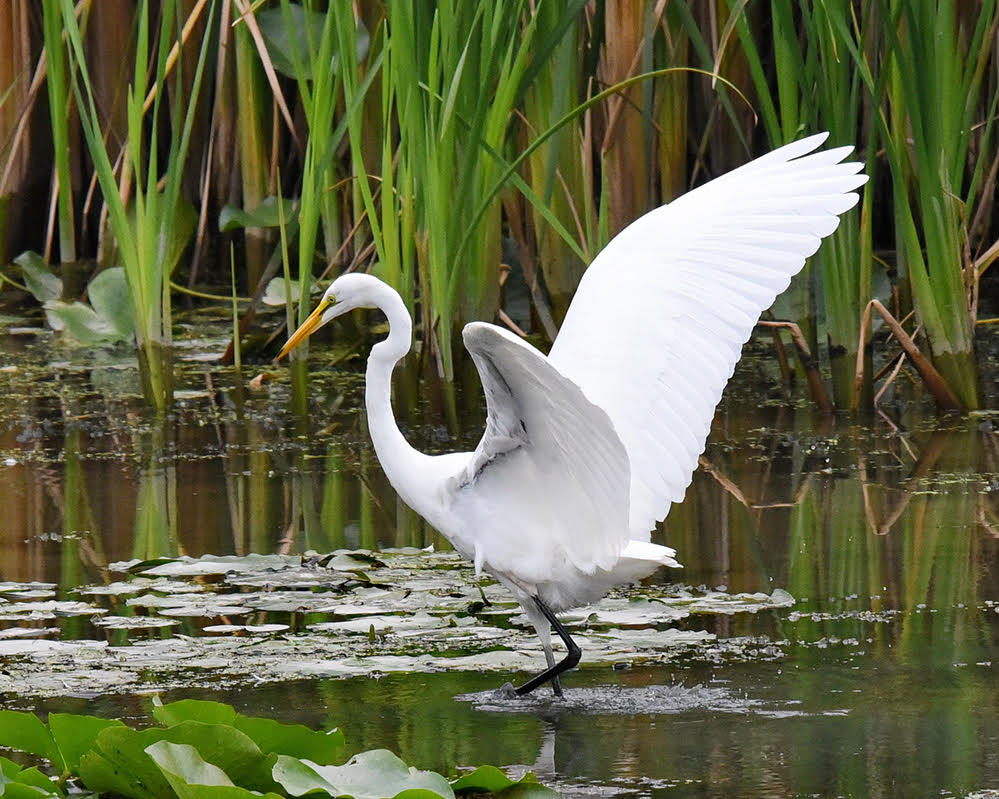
(513, 596), (581, 697)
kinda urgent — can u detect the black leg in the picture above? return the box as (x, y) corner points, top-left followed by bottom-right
(514, 596), (581, 697)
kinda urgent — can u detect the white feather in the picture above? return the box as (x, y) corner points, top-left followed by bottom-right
(548, 132), (867, 537)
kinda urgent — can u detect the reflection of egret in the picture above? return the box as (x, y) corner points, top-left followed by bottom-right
(281, 134), (867, 697)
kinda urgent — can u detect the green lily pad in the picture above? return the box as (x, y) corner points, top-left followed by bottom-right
(272, 749), (454, 799)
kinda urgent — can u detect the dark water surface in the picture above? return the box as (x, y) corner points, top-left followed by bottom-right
(1, 325), (998, 798)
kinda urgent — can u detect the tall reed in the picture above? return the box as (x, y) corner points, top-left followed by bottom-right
(877, 0), (996, 409)
(58, 0), (215, 410)
(732, 0), (875, 407)
(41, 0), (76, 264)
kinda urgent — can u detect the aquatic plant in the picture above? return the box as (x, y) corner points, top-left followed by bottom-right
(0, 698), (558, 798)
(3, 2), (999, 413)
(55, 0), (214, 410)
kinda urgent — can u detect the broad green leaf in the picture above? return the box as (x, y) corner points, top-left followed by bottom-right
(78, 740), (169, 799)
(452, 767), (558, 798)
(152, 698), (238, 728)
(0, 711), (61, 771)
(145, 740), (234, 788)
(255, 7), (369, 79)
(233, 716), (344, 764)
(43, 300), (121, 345)
(146, 741), (285, 799)
(451, 765), (517, 793)
(79, 721), (267, 799)
(1, 766), (64, 798)
(14, 251), (61, 304)
(273, 750), (454, 799)
(0, 756), (21, 779)
(219, 197), (298, 232)
(48, 713), (125, 774)
(86, 267), (133, 338)
(270, 755), (338, 797)
(0, 781), (61, 799)
(261, 277), (301, 307)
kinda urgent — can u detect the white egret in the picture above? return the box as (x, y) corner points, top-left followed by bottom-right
(280, 133), (867, 697)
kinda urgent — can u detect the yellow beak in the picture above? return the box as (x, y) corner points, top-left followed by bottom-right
(277, 296), (332, 360)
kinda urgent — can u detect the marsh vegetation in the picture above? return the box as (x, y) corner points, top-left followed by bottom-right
(2, 2), (999, 797)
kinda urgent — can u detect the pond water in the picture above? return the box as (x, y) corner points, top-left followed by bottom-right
(1, 320), (998, 798)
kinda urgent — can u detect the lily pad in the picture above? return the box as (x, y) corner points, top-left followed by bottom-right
(272, 749), (454, 799)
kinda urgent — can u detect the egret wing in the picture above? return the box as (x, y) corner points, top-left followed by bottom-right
(455, 322), (631, 574)
(548, 133), (867, 537)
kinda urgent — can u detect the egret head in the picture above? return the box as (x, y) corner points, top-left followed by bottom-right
(278, 273), (385, 359)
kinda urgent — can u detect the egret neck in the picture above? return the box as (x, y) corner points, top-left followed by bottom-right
(362, 285), (436, 515)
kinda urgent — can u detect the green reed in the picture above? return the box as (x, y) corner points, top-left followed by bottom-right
(41, 0), (76, 264)
(5, 2), (999, 412)
(877, 0), (997, 409)
(58, 0), (215, 410)
(730, 0), (876, 408)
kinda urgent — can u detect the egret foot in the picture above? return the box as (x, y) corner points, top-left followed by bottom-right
(514, 596), (580, 697)
(494, 682), (520, 700)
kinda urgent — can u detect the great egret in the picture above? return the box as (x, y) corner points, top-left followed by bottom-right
(280, 133), (867, 697)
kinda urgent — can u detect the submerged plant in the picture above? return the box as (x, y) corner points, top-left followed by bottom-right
(0, 698), (558, 799)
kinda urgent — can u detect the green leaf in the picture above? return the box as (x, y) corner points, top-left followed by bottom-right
(152, 698), (238, 728)
(0, 756), (65, 798)
(86, 267), (133, 338)
(2, 766), (64, 798)
(219, 197), (298, 232)
(14, 251), (62, 304)
(255, 6), (369, 78)
(233, 717), (344, 764)
(42, 300), (121, 345)
(0, 711), (61, 771)
(145, 740), (286, 799)
(78, 721), (268, 799)
(451, 765), (517, 793)
(261, 277), (301, 307)
(273, 749), (455, 799)
(452, 767), (558, 799)
(47, 713), (125, 774)
(270, 755), (338, 796)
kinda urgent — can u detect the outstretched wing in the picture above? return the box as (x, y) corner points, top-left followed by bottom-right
(454, 322), (630, 575)
(548, 133), (867, 537)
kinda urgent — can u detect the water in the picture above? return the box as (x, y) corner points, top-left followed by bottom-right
(1, 325), (998, 797)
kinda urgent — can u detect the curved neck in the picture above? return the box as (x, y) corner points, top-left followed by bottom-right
(364, 287), (428, 508)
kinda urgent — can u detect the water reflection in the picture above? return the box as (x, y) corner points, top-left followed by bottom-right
(1, 341), (998, 797)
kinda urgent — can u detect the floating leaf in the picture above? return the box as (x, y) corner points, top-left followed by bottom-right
(273, 749), (454, 799)
(452, 766), (557, 798)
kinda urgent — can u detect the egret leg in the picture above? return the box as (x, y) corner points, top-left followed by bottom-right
(515, 596), (580, 697)
(541, 641), (563, 698)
